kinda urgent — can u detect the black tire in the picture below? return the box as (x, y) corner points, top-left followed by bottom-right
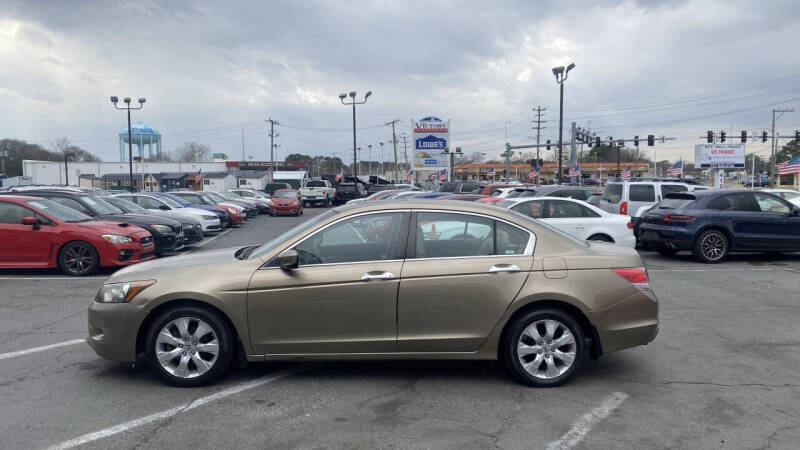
(656, 246), (679, 256)
(57, 241), (99, 276)
(502, 308), (585, 387)
(145, 306), (233, 387)
(324, 198), (331, 207)
(692, 229), (729, 264)
(587, 234), (614, 243)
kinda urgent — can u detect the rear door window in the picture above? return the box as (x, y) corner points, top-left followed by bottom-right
(601, 184), (622, 203)
(510, 200), (545, 219)
(708, 193), (758, 211)
(629, 185), (656, 202)
(548, 200), (586, 218)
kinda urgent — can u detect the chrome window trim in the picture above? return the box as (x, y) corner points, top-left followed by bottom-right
(259, 209), (412, 270)
(412, 209), (536, 257)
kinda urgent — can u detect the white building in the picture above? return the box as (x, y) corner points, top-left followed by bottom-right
(236, 170), (271, 190)
(23, 160), (228, 187)
(201, 172), (236, 192)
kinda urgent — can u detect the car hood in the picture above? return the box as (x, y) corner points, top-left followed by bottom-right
(272, 198), (297, 204)
(109, 246), (243, 281)
(99, 213), (180, 227)
(75, 220), (146, 235)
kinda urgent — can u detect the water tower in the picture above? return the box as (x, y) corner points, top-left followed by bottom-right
(119, 123), (162, 161)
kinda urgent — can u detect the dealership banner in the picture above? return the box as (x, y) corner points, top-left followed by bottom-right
(694, 143), (745, 168)
(412, 116), (450, 169)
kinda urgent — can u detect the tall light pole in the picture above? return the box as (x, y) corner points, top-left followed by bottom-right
(339, 90), (372, 185)
(368, 144), (373, 177)
(552, 62), (575, 185)
(379, 141), (384, 177)
(111, 96), (145, 191)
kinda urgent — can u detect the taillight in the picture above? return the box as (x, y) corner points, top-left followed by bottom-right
(627, 221), (633, 229)
(612, 267), (649, 291)
(620, 201), (627, 215)
(664, 214), (695, 223)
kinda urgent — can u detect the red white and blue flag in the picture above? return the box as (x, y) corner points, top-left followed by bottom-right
(194, 169), (202, 183)
(777, 155), (800, 175)
(407, 169), (414, 182)
(528, 169), (538, 181)
(438, 168), (447, 182)
(668, 160), (683, 177)
(568, 165), (581, 177)
(486, 167), (496, 179)
(334, 167), (344, 182)
(621, 166), (632, 179)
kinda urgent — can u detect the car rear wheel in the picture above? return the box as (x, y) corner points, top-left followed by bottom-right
(503, 308), (585, 387)
(57, 241), (99, 276)
(693, 229), (729, 263)
(145, 306), (233, 387)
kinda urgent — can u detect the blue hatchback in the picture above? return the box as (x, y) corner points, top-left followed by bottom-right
(639, 190), (800, 263)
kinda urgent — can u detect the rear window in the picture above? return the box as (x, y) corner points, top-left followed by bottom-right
(656, 198), (695, 210)
(439, 182), (458, 193)
(629, 185), (655, 202)
(496, 200), (518, 208)
(338, 184), (356, 193)
(661, 184), (688, 197)
(275, 179), (301, 189)
(306, 180), (327, 188)
(601, 184), (622, 203)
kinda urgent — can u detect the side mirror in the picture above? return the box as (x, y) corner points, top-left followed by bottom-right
(21, 217), (40, 230)
(277, 249), (298, 270)
(159, 204), (170, 210)
(791, 207), (800, 217)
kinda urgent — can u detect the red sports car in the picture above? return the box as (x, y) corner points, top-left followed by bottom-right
(0, 195), (155, 276)
(269, 189), (303, 216)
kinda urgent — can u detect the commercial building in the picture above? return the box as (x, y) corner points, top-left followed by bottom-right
(452, 161), (651, 181)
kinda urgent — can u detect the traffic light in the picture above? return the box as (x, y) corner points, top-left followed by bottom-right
(795, 130), (800, 142)
(762, 131), (768, 142)
(741, 131), (747, 143)
(647, 134), (655, 146)
(633, 135), (639, 147)
(720, 131), (726, 143)
(618, 139), (625, 147)
(609, 136), (613, 146)
(707, 131), (713, 143)
(546, 140), (551, 150)
(595, 136), (601, 147)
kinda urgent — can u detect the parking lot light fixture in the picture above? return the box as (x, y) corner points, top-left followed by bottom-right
(553, 62), (575, 185)
(111, 96), (146, 191)
(340, 90), (372, 184)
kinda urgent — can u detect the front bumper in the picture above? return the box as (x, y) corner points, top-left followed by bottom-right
(586, 289), (659, 354)
(88, 302), (148, 362)
(97, 237), (155, 267)
(153, 233), (185, 254)
(271, 205), (300, 215)
(182, 224), (203, 243)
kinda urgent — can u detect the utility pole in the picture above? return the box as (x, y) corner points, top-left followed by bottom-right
(504, 121), (511, 181)
(769, 108), (794, 180)
(267, 118), (279, 182)
(400, 133), (409, 168)
(532, 106), (546, 184)
(241, 124), (245, 160)
(386, 119), (400, 182)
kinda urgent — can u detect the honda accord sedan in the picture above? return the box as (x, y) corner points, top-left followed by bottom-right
(88, 200), (659, 387)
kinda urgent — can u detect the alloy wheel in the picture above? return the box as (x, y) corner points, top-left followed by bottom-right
(62, 243), (94, 275)
(701, 233), (726, 262)
(516, 319), (577, 380)
(155, 317), (219, 379)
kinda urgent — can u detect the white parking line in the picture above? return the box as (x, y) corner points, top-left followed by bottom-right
(191, 228), (232, 250)
(0, 339), (85, 361)
(0, 276), (108, 280)
(46, 363), (314, 450)
(545, 391), (629, 450)
(647, 268), (778, 272)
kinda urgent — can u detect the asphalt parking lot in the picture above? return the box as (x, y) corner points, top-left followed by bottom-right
(1, 208), (799, 449)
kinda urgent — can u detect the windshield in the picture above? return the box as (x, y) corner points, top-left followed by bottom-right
(159, 196), (184, 208)
(26, 199), (92, 222)
(273, 190), (297, 198)
(249, 209), (337, 260)
(107, 197), (149, 214)
(496, 200), (518, 208)
(82, 196), (123, 215)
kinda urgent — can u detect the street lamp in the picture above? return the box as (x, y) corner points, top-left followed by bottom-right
(340, 90), (372, 185)
(552, 62), (575, 185)
(273, 144), (282, 163)
(379, 141), (384, 176)
(111, 96), (145, 191)
(368, 144), (373, 177)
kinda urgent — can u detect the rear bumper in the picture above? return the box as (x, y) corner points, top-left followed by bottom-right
(639, 224), (695, 250)
(586, 290), (659, 354)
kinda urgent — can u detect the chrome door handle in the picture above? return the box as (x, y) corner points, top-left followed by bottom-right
(488, 264), (521, 273)
(361, 271), (395, 280)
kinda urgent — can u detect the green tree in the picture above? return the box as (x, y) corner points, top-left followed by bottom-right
(776, 140), (800, 163)
(1, 138), (101, 177)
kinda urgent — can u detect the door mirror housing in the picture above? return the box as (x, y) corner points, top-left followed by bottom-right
(159, 204), (170, 210)
(21, 217), (40, 229)
(277, 249), (299, 270)
(791, 207), (800, 217)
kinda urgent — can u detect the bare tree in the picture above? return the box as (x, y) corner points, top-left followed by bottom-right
(50, 136), (101, 162)
(172, 142), (211, 162)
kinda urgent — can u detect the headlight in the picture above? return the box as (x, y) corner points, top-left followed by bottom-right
(202, 215), (216, 220)
(226, 207), (237, 214)
(150, 224), (173, 234)
(95, 280), (156, 303)
(102, 234), (133, 243)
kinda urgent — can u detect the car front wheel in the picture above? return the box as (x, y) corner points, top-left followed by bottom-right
(693, 229), (729, 263)
(503, 308), (585, 387)
(145, 306), (233, 387)
(57, 241), (99, 276)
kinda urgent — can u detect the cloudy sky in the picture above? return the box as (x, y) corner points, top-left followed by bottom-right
(2, 0), (800, 165)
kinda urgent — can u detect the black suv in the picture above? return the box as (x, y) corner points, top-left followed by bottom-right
(1, 190), (185, 255)
(264, 183), (292, 196)
(334, 182), (368, 204)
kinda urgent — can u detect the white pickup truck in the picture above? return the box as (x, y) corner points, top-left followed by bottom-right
(299, 179), (334, 207)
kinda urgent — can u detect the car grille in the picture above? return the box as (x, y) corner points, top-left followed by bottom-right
(140, 236), (153, 246)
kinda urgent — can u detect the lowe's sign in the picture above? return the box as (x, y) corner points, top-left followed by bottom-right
(412, 116), (450, 169)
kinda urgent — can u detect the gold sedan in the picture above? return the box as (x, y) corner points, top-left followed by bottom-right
(88, 200), (658, 387)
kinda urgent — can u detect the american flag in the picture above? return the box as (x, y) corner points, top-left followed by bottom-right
(438, 168), (447, 182)
(528, 169), (538, 181)
(194, 169), (202, 183)
(668, 160), (683, 177)
(486, 167), (496, 179)
(407, 169), (414, 182)
(777, 155), (800, 175)
(334, 167), (344, 182)
(568, 165), (581, 177)
(620, 166), (632, 179)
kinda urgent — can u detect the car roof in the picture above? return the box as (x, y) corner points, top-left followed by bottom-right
(4, 189), (87, 197)
(0, 194), (44, 202)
